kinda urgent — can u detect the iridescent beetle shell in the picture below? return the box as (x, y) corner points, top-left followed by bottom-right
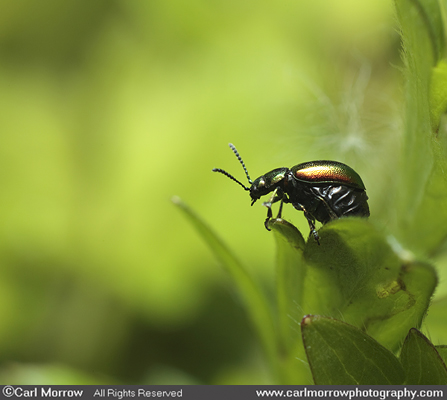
(291, 161), (366, 189)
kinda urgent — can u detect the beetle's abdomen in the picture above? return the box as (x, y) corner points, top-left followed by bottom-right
(292, 161), (366, 190)
(311, 184), (370, 224)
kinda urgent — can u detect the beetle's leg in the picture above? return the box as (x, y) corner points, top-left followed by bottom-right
(264, 206), (273, 231)
(294, 203), (320, 245)
(263, 188), (283, 231)
(303, 211), (320, 245)
(276, 198), (284, 219)
(262, 187), (283, 208)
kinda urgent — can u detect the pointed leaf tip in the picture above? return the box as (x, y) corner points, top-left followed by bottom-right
(400, 328), (447, 384)
(301, 316), (405, 385)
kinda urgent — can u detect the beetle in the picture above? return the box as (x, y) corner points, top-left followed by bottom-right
(213, 143), (370, 244)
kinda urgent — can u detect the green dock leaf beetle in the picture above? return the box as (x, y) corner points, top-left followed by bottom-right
(213, 143), (370, 244)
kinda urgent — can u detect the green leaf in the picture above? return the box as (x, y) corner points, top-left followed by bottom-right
(301, 315), (405, 385)
(301, 219), (437, 350)
(430, 60), (447, 131)
(423, 295), (447, 345)
(172, 197), (278, 375)
(435, 345), (447, 364)
(269, 218), (312, 384)
(400, 328), (447, 384)
(269, 218), (305, 352)
(403, 0), (445, 63)
(394, 0), (447, 254)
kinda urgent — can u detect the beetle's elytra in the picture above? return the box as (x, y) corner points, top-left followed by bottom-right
(213, 143), (370, 244)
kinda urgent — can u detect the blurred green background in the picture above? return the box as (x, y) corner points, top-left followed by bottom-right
(0, 0), (412, 384)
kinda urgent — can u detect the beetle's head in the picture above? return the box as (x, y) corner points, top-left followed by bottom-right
(249, 168), (288, 204)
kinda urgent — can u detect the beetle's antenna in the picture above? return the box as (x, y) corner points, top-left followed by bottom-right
(228, 143), (252, 184)
(212, 168), (250, 191)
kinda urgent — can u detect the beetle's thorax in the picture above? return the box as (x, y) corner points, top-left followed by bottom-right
(249, 167), (289, 202)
